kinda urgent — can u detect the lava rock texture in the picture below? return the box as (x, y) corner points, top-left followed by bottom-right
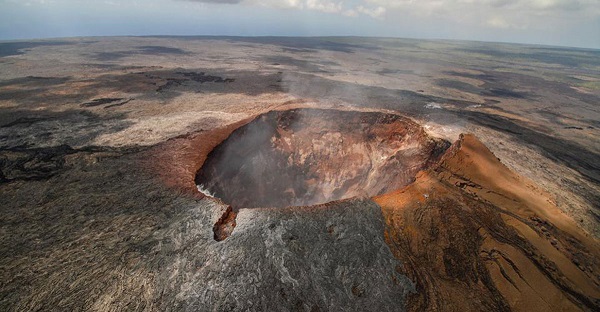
(197, 108), (449, 208)
(1, 36), (599, 312)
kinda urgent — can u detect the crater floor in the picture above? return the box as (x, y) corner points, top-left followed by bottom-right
(196, 108), (449, 208)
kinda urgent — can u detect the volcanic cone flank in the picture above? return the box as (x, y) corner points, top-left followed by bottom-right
(374, 134), (600, 312)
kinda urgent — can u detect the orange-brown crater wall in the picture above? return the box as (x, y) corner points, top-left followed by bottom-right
(195, 108), (449, 208)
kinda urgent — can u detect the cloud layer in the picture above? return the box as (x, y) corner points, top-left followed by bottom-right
(185, 0), (600, 43)
(185, 0), (600, 19)
(0, 0), (598, 48)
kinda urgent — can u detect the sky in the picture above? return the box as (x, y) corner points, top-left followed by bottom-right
(0, 0), (599, 49)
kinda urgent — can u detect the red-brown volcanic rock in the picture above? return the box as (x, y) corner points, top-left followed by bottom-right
(196, 108), (449, 208)
(375, 134), (600, 312)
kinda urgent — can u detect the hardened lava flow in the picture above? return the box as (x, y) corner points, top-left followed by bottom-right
(152, 107), (599, 311)
(195, 108), (450, 240)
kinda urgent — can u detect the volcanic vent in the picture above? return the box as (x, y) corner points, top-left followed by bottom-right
(196, 108), (449, 209)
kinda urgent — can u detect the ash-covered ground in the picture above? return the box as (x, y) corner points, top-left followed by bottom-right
(0, 37), (599, 311)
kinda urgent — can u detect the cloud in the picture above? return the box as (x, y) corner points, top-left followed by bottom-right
(1, 0), (597, 48)
(486, 16), (511, 29)
(365, 0), (599, 13)
(356, 5), (386, 18)
(177, 0), (600, 30)
(529, 0), (588, 11)
(486, 0), (520, 8)
(185, 0), (343, 13)
(305, 0), (343, 13)
(360, 0), (600, 29)
(185, 0), (243, 3)
(183, 0), (384, 17)
(343, 9), (358, 17)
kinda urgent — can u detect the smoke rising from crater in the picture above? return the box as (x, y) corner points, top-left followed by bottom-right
(196, 108), (450, 209)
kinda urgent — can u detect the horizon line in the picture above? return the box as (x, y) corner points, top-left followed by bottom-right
(1, 34), (598, 51)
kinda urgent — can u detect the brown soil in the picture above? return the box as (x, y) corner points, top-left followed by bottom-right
(374, 134), (600, 311)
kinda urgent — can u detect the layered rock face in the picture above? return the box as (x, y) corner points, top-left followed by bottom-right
(196, 108), (449, 208)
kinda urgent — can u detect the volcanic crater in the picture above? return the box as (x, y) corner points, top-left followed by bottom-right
(195, 108), (450, 209)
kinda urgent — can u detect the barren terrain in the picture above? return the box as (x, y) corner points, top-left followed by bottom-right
(0, 36), (598, 311)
